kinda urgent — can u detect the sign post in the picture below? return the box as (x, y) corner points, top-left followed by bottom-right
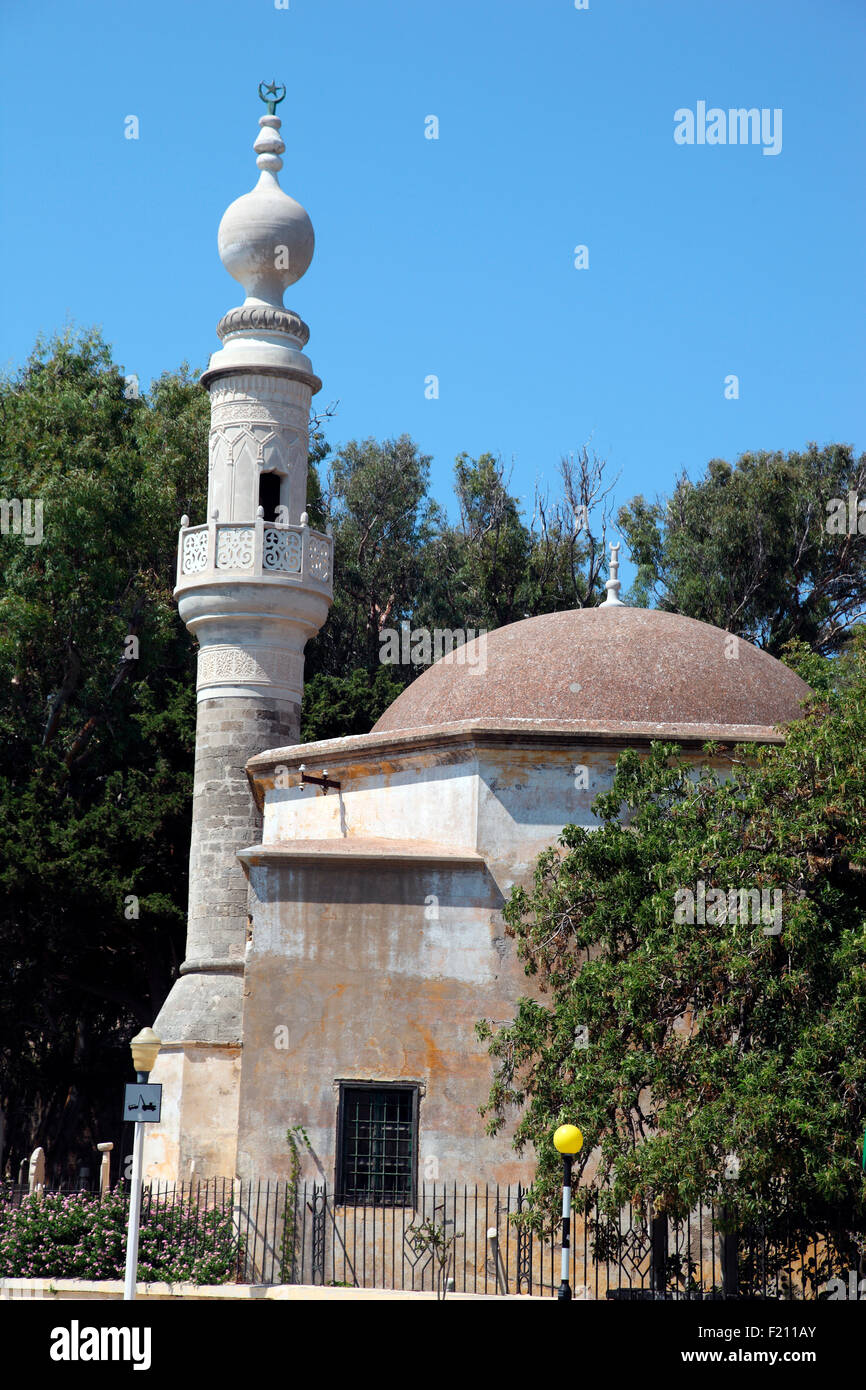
(123, 1029), (162, 1302)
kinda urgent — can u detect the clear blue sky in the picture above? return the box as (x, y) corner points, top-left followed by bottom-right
(1, 0), (863, 568)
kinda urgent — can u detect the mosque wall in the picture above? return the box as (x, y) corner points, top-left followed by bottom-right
(266, 749), (479, 847)
(235, 855), (526, 1184)
(234, 734), (748, 1187)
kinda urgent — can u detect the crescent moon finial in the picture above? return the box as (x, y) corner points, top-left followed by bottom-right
(258, 79), (287, 115)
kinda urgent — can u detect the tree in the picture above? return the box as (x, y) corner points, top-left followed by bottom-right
(304, 435), (442, 680)
(410, 448), (615, 643)
(301, 667), (407, 743)
(446, 452), (534, 630)
(478, 637), (866, 1258)
(524, 445), (619, 615)
(0, 328), (208, 1175)
(618, 445), (866, 655)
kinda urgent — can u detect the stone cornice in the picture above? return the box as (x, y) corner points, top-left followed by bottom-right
(201, 360), (322, 393)
(238, 838), (485, 866)
(245, 717), (788, 810)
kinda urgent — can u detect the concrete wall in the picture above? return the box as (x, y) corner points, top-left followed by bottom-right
(236, 736), (624, 1187)
(267, 750), (479, 846)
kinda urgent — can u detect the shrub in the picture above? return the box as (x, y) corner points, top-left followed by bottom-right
(0, 1188), (241, 1283)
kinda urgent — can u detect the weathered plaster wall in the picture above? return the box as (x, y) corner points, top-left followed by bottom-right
(236, 855), (519, 1181)
(236, 737), (624, 1186)
(266, 750), (479, 847)
(144, 1045), (241, 1182)
(474, 746), (615, 882)
(236, 735), (745, 1188)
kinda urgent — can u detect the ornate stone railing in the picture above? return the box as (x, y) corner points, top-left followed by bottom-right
(175, 516), (333, 596)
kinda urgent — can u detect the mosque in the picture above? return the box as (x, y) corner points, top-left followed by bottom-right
(142, 93), (810, 1197)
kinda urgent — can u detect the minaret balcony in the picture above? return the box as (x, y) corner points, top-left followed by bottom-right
(175, 517), (333, 601)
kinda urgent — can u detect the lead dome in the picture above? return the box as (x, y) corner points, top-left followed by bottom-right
(372, 605), (811, 736)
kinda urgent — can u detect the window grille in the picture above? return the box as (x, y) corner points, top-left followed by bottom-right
(336, 1084), (417, 1205)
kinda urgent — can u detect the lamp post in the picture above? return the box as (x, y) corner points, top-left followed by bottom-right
(124, 1027), (161, 1302)
(553, 1124), (583, 1301)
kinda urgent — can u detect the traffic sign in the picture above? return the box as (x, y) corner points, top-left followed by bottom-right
(123, 1083), (162, 1123)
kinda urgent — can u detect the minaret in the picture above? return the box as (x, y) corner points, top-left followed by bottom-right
(146, 85), (333, 1179)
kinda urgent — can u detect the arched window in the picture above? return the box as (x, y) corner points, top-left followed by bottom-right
(258, 471), (281, 522)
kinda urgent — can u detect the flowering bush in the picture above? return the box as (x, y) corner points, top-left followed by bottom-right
(0, 1189), (241, 1283)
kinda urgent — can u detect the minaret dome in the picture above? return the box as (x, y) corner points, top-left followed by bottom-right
(217, 87), (314, 307)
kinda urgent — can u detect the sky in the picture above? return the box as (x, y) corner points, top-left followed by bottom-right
(1, 0), (863, 580)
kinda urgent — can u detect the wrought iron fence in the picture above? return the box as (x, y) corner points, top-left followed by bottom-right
(165, 1181), (864, 1298)
(2, 1177), (859, 1298)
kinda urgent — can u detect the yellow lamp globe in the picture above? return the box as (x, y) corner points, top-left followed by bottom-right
(553, 1124), (583, 1155)
(130, 1027), (162, 1076)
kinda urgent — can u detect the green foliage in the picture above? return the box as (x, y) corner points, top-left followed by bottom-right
(0, 1189), (240, 1283)
(305, 434), (442, 679)
(280, 1124), (312, 1283)
(479, 637), (866, 1245)
(416, 449), (610, 636)
(405, 1216), (459, 1300)
(301, 666), (408, 743)
(0, 328), (208, 1171)
(304, 443), (614, 682)
(618, 445), (866, 654)
(447, 453), (534, 629)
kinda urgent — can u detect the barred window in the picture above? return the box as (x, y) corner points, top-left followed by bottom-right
(336, 1084), (417, 1205)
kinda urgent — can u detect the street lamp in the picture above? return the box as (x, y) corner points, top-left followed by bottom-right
(124, 1027), (161, 1302)
(553, 1123), (583, 1301)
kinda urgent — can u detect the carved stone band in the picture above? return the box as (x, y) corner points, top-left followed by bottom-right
(196, 645), (304, 692)
(217, 305), (310, 347)
(210, 403), (307, 429)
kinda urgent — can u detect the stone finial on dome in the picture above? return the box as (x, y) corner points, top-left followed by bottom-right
(600, 541), (625, 606)
(216, 83), (315, 309)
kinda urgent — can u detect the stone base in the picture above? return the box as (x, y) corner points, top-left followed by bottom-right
(142, 1042), (242, 1182)
(153, 967), (245, 1048)
(148, 693), (301, 1183)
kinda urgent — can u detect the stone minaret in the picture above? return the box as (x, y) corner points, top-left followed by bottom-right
(145, 87), (332, 1179)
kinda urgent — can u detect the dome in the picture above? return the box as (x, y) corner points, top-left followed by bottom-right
(372, 607), (811, 736)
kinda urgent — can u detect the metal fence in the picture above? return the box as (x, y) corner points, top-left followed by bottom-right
(200, 1180), (863, 1298)
(271, 1185), (859, 1299)
(2, 1178), (859, 1298)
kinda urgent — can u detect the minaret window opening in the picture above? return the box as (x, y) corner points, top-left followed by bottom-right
(259, 471), (282, 522)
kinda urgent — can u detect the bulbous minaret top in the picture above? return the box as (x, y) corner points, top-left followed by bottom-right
(176, 80), (332, 637)
(217, 80), (314, 308)
(203, 81), (319, 385)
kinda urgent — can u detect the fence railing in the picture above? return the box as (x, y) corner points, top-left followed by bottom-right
(2, 1178), (859, 1298)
